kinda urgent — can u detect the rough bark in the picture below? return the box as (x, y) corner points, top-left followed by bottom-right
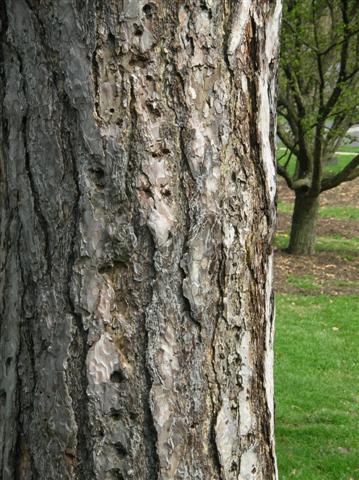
(0, 1), (281, 479)
(288, 192), (319, 255)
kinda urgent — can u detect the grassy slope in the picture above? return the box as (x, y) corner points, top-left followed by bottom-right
(276, 295), (359, 480)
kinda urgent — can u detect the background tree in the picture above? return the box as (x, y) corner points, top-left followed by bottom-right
(278, 0), (359, 255)
(0, 1), (281, 479)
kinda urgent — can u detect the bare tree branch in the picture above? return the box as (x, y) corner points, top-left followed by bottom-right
(321, 153), (359, 191)
(319, 27), (359, 57)
(320, 0), (351, 119)
(277, 123), (300, 156)
(277, 164), (295, 189)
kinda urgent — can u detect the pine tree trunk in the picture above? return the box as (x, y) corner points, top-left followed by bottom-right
(288, 192), (319, 255)
(0, 1), (281, 479)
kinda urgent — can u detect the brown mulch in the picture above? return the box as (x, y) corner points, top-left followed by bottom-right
(277, 213), (359, 240)
(275, 179), (359, 296)
(274, 249), (359, 295)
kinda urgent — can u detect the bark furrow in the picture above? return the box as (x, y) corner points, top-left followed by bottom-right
(0, 1), (281, 479)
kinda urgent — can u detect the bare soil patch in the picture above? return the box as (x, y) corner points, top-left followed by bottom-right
(277, 177), (359, 207)
(277, 213), (359, 240)
(275, 249), (359, 295)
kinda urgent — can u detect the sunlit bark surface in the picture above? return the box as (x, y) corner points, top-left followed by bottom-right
(0, 1), (281, 479)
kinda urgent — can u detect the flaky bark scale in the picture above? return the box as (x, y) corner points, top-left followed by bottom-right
(0, 1), (281, 479)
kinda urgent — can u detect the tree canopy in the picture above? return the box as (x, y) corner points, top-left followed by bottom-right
(278, 0), (359, 191)
(278, 0), (359, 254)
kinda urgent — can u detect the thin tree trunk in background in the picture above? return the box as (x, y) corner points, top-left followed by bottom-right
(288, 192), (319, 255)
(0, 1), (281, 479)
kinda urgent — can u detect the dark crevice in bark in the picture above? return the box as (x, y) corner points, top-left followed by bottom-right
(248, 22), (261, 170)
(140, 227), (160, 479)
(171, 66), (201, 329)
(0, 416), (5, 477)
(249, 262), (276, 478)
(126, 76), (138, 201)
(23, 0), (60, 88)
(223, 2), (236, 76)
(67, 189), (94, 480)
(179, 268), (202, 330)
(63, 112), (95, 479)
(178, 120), (195, 183)
(0, 0), (9, 195)
(264, 296), (277, 472)
(129, 75), (160, 479)
(0, 0), (8, 52)
(92, 48), (101, 120)
(22, 116), (51, 276)
(143, 308), (160, 479)
(178, 128), (202, 332)
(20, 314), (37, 479)
(67, 275), (94, 479)
(210, 413), (223, 480)
(0, 34), (11, 297)
(142, 295), (161, 469)
(248, 259), (272, 475)
(22, 282), (37, 416)
(23, 0), (44, 41)
(210, 239), (227, 480)
(258, 298), (276, 477)
(14, 226), (29, 480)
(16, 248), (37, 479)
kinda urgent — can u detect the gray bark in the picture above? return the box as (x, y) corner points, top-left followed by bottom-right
(0, 1), (281, 479)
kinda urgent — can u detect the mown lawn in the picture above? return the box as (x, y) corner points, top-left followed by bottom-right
(275, 294), (359, 480)
(275, 169), (359, 479)
(275, 232), (359, 255)
(277, 202), (359, 221)
(277, 146), (359, 177)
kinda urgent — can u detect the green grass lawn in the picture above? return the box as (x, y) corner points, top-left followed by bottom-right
(278, 202), (359, 221)
(285, 274), (359, 292)
(277, 147), (359, 177)
(275, 145), (359, 477)
(275, 232), (359, 255)
(335, 145), (359, 153)
(276, 294), (359, 480)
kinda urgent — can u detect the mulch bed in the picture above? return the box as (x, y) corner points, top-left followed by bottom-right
(275, 179), (359, 296)
(277, 213), (359, 240)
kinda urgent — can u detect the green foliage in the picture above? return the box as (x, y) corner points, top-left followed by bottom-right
(276, 294), (359, 479)
(278, 0), (359, 193)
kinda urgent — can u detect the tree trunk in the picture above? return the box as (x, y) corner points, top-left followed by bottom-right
(288, 192), (319, 255)
(0, 1), (281, 479)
